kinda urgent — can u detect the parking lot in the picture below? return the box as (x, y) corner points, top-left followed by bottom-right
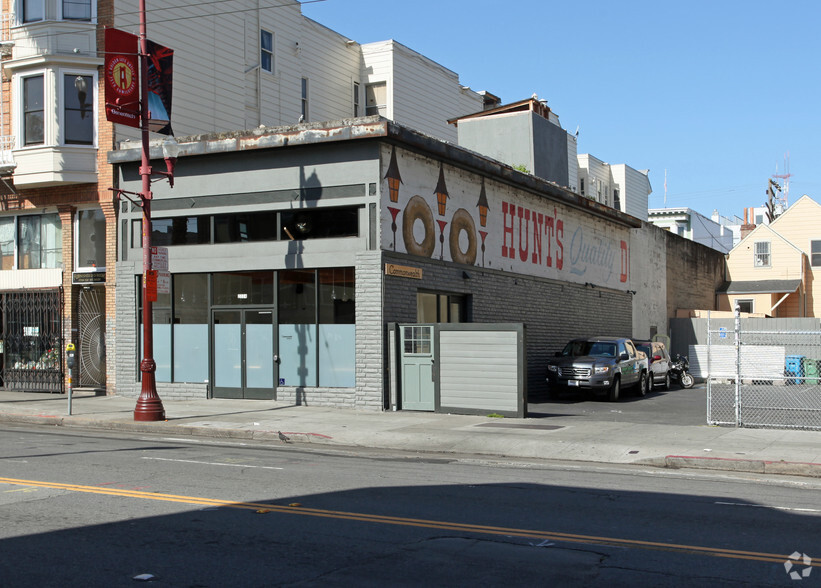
(528, 383), (708, 426)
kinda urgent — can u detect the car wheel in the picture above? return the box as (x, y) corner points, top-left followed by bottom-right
(663, 371), (671, 390)
(637, 372), (647, 397)
(647, 372), (655, 393)
(608, 376), (620, 402)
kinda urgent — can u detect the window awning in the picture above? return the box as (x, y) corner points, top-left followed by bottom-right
(716, 279), (801, 295)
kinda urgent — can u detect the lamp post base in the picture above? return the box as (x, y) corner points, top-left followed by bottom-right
(134, 358), (166, 421)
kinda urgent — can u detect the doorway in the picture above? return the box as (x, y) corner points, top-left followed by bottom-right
(399, 325), (435, 410)
(211, 309), (275, 399)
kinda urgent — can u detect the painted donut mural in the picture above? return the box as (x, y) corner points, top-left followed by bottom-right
(402, 195), (436, 258)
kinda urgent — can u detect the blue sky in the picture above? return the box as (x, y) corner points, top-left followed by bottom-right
(303, 0), (821, 220)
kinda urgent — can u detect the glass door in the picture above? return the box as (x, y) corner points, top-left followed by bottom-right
(212, 309), (275, 399)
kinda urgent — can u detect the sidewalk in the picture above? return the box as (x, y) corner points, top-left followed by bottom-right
(1, 391), (820, 477)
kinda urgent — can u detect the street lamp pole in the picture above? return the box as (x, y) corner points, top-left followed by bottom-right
(133, 0), (165, 421)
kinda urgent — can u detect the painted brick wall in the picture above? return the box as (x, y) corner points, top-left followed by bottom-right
(383, 252), (632, 397)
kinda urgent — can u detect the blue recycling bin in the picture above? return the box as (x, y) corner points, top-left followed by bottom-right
(785, 355), (805, 384)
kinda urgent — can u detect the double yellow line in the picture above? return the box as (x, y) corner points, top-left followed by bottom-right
(1, 476), (815, 567)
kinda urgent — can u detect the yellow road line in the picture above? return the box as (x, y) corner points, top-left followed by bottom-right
(1, 476), (815, 566)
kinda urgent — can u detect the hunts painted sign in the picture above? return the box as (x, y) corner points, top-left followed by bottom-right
(381, 146), (630, 289)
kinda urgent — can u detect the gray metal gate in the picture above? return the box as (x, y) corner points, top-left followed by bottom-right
(78, 287), (106, 388)
(706, 311), (821, 429)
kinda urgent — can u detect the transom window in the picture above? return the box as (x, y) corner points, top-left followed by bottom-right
(754, 241), (771, 267)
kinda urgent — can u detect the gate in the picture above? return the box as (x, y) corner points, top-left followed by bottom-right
(706, 312), (821, 429)
(389, 323), (526, 417)
(0, 290), (63, 392)
(78, 288), (106, 388)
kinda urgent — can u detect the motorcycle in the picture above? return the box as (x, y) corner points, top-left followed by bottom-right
(670, 354), (694, 389)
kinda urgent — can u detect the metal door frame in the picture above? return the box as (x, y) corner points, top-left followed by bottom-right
(210, 307), (276, 400)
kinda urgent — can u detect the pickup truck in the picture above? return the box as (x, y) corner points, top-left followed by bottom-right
(546, 337), (648, 401)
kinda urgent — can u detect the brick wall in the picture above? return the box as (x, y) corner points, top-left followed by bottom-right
(664, 231), (726, 318)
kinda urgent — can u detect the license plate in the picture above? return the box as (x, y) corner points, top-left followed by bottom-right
(567, 380), (579, 387)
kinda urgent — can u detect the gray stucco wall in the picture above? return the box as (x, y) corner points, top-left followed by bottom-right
(457, 112), (569, 187)
(382, 252), (632, 397)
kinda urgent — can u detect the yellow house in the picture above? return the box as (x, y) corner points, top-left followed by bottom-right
(717, 195), (821, 317)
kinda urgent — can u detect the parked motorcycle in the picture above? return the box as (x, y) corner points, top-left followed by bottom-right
(670, 354), (694, 389)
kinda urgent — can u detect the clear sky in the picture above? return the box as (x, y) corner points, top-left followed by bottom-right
(302, 0), (821, 221)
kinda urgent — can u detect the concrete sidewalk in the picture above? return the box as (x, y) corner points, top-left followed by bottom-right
(1, 391), (820, 477)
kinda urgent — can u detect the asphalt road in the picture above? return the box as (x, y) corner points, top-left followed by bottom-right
(1, 424), (819, 587)
(529, 382), (708, 426)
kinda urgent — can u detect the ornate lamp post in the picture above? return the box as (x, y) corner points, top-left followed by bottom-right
(133, 0), (177, 421)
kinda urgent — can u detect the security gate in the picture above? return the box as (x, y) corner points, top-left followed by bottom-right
(78, 287), (106, 388)
(0, 290), (63, 392)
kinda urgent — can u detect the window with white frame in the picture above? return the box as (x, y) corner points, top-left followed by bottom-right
(23, 74), (44, 146)
(61, 0), (92, 21)
(301, 78), (309, 121)
(64, 74), (94, 145)
(76, 208), (106, 270)
(613, 188), (621, 210)
(260, 30), (274, 73)
(16, 69), (97, 148)
(0, 214), (62, 270)
(811, 240), (821, 266)
(353, 82), (360, 117)
(754, 241), (771, 267)
(21, 0), (44, 23)
(735, 299), (754, 314)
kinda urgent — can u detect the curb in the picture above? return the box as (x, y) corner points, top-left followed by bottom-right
(662, 455), (821, 478)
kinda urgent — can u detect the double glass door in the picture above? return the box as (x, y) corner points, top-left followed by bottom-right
(212, 309), (275, 399)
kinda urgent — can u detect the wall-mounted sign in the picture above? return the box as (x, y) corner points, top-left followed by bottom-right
(24, 326), (39, 337)
(150, 246), (168, 271)
(385, 263), (423, 279)
(73, 272), (106, 284)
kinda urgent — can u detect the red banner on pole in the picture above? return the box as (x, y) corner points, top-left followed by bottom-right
(104, 28), (140, 128)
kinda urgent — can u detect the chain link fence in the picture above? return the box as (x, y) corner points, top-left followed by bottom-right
(701, 314), (821, 429)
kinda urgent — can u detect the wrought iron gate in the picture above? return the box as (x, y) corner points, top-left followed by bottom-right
(78, 287), (106, 388)
(0, 290), (63, 392)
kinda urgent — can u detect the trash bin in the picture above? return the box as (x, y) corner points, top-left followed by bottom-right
(802, 357), (820, 385)
(785, 355), (805, 385)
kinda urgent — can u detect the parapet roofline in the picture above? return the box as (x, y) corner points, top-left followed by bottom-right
(108, 116), (640, 229)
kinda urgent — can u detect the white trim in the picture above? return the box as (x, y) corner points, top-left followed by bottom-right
(13, 69), (47, 147)
(734, 298), (754, 313)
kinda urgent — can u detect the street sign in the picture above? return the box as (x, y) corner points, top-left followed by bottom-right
(145, 270), (158, 302)
(150, 246), (168, 270)
(157, 271), (171, 295)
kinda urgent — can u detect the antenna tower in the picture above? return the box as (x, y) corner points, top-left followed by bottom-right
(771, 153), (791, 212)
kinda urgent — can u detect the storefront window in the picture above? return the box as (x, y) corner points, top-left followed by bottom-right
(18, 214), (62, 269)
(173, 274), (208, 382)
(278, 269), (317, 387)
(318, 268), (355, 387)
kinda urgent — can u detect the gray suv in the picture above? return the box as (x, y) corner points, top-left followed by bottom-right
(546, 337), (648, 401)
